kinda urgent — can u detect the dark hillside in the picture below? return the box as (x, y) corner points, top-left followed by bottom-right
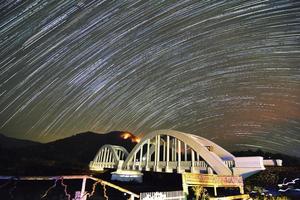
(0, 131), (136, 175)
(0, 133), (40, 149)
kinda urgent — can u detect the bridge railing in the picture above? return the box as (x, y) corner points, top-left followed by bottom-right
(224, 160), (235, 168)
(89, 161), (117, 170)
(128, 161), (210, 168)
(91, 158), (235, 174)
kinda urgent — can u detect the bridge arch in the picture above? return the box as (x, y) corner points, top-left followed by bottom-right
(89, 144), (129, 171)
(123, 130), (235, 175)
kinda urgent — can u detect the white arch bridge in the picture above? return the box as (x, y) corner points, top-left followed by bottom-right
(89, 130), (267, 178)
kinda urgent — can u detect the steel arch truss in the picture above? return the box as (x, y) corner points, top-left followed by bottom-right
(89, 144), (129, 171)
(89, 130), (265, 178)
(123, 130), (235, 175)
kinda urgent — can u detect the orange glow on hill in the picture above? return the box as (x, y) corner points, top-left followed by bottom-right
(132, 137), (141, 143)
(120, 132), (132, 139)
(120, 132), (141, 143)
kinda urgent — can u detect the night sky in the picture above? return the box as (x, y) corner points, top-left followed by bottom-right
(0, 0), (299, 156)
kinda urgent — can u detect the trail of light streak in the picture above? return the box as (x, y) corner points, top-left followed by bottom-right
(0, 0), (299, 155)
(60, 178), (71, 200)
(41, 178), (59, 199)
(101, 182), (109, 200)
(85, 181), (100, 198)
(0, 175), (139, 198)
(278, 178), (300, 188)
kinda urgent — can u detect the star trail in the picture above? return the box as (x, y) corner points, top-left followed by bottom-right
(0, 0), (299, 156)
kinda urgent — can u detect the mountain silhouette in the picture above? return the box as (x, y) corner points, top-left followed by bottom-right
(0, 133), (40, 149)
(0, 131), (137, 175)
(42, 131), (136, 163)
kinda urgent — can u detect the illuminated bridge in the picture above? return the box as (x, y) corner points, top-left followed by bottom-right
(89, 130), (277, 179)
(89, 144), (129, 171)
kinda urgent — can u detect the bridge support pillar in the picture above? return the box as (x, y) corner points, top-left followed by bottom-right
(182, 182), (189, 195)
(213, 185), (217, 197)
(239, 186), (244, 194)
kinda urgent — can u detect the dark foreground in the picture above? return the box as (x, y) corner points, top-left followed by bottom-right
(0, 167), (300, 200)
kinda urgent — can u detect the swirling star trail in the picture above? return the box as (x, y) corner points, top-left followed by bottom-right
(0, 0), (299, 156)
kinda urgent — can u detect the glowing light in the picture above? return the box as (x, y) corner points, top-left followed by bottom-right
(132, 137), (141, 143)
(120, 132), (132, 140)
(120, 132), (141, 143)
